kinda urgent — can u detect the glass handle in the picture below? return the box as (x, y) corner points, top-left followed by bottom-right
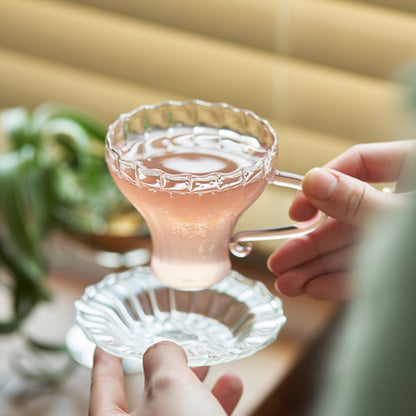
(229, 171), (327, 258)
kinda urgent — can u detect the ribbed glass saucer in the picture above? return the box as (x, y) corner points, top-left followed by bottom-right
(75, 267), (286, 367)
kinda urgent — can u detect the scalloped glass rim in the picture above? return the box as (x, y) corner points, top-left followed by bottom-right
(75, 267), (286, 367)
(105, 100), (278, 193)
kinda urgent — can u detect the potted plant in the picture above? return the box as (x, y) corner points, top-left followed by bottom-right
(0, 102), (146, 335)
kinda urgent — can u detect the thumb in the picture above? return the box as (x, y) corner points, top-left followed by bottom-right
(302, 167), (407, 227)
(143, 341), (190, 384)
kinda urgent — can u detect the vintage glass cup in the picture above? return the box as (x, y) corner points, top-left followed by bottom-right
(75, 100), (325, 367)
(105, 100), (325, 290)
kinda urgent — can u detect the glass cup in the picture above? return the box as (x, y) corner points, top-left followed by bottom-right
(105, 100), (325, 290)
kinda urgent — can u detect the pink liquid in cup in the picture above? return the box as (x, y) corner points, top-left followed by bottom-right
(107, 126), (269, 289)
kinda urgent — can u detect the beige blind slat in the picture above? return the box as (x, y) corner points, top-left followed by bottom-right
(342, 0), (416, 15)
(54, 0), (279, 52)
(283, 60), (414, 141)
(0, 47), (178, 122)
(290, 0), (416, 81)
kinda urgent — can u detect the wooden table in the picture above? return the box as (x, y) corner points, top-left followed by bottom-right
(0, 237), (339, 416)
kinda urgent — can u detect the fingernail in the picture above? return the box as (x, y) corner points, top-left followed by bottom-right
(304, 168), (338, 200)
(274, 279), (281, 294)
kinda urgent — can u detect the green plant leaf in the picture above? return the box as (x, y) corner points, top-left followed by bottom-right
(0, 107), (33, 149)
(32, 102), (107, 141)
(0, 146), (52, 260)
(0, 102), (143, 334)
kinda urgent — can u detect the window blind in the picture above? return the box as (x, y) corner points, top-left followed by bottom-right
(58, 0), (416, 81)
(0, 0), (415, 246)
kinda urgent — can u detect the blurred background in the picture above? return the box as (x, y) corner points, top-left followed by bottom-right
(1, 0), (416, 249)
(1, 0), (416, 155)
(0, 1), (416, 415)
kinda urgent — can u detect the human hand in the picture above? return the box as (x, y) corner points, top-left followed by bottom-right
(268, 140), (416, 300)
(89, 341), (243, 416)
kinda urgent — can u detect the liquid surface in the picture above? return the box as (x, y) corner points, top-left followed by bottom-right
(118, 126), (265, 176)
(142, 151), (237, 175)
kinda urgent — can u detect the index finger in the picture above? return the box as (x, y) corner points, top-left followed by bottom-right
(325, 140), (416, 183)
(290, 140), (416, 221)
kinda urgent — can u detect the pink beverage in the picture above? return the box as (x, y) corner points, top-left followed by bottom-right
(107, 126), (269, 289)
